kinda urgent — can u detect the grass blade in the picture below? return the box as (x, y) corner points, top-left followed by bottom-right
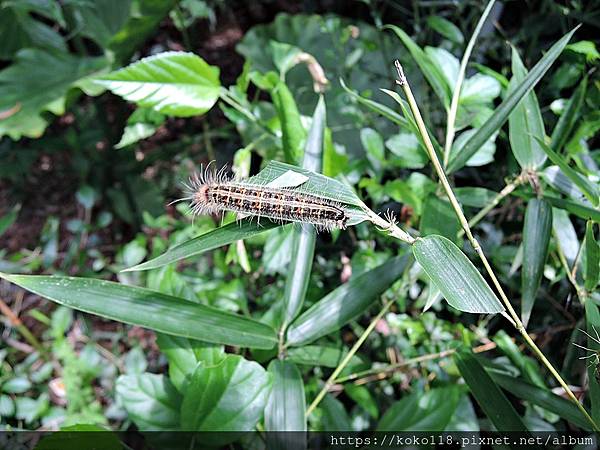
(0, 273), (278, 349)
(447, 28), (577, 173)
(521, 199), (552, 327)
(412, 235), (504, 314)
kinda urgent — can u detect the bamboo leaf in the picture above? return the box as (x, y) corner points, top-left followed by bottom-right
(412, 235), (504, 314)
(454, 351), (529, 432)
(384, 25), (451, 108)
(521, 199), (552, 327)
(508, 47), (547, 169)
(286, 254), (410, 347)
(535, 136), (599, 207)
(265, 360), (306, 433)
(124, 220), (278, 272)
(551, 77), (587, 153)
(95, 52), (221, 117)
(272, 81), (306, 164)
(585, 301), (600, 423)
(585, 221), (599, 291)
(541, 194), (600, 222)
(447, 28), (577, 173)
(283, 97), (325, 325)
(0, 273), (278, 349)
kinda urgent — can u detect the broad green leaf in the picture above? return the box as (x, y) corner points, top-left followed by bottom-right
(339, 78), (409, 128)
(490, 372), (590, 429)
(451, 128), (497, 167)
(552, 208), (579, 267)
(377, 386), (461, 431)
(125, 220), (278, 272)
(115, 107), (165, 149)
(286, 254), (410, 346)
(385, 132), (428, 169)
(265, 360), (306, 431)
(412, 235), (504, 314)
(521, 199), (552, 327)
(535, 137), (599, 207)
(283, 97), (325, 325)
(0, 49), (108, 140)
(361, 127), (385, 168)
(385, 25), (451, 107)
(508, 47), (547, 169)
(448, 28), (577, 173)
(155, 334), (225, 392)
(180, 355), (271, 432)
(271, 80), (305, 164)
(345, 384), (378, 419)
(585, 221), (599, 291)
(108, 0), (176, 62)
(551, 77), (587, 152)
(67, 0), (132, 47)
(2, 377), (31, 394)
(95, 52), (221, 117)
(0, 273), (277, 349)
(426, 16), (464, 45)
(455, 187), (498, 208)
(454, 351), (528, 431)
(116, 373), (180, 430)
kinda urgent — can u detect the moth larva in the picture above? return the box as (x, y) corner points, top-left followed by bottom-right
(183, 164), (349, 230)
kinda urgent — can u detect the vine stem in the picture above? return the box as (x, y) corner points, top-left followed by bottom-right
(443, 0), (496, 167)
(305, 299), (394, 418)
(394, 60), (600, 432)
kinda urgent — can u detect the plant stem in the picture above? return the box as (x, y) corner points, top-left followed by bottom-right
(335, 342), (496, 384)
(458, 173), (526, 238)
(443, 0), (496, 167)
(394, 60), (600, 432)
(0, 297), (47, 358)
(305, 299), (394, 418)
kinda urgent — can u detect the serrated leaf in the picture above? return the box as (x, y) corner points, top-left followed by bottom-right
(0, 273), (277, 349)
(521, 199), (552, 327)
(95, 52), (221, 117)
(286, 254), (409, 346)
(412, 235), (504, 314)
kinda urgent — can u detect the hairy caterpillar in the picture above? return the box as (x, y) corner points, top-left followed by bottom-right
(181, 163), (349, 230)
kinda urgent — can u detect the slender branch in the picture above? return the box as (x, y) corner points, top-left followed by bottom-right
(0, 297), (47, 358)
(443, 0), (497, 167)
(305, 299), (394, 418)
(394, 60), (600, 432)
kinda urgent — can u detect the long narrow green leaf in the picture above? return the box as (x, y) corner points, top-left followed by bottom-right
(412, 235), (504, 314)
(541, 194), (600, 222)
(125, 220), (278, 272)
(454, 351), (529, 432)
(0, 273), (277, 349)
(447, 28), (577, 173)
(286, 254), (410, 347)
(521, 199), (552, 327)
(339, 78), (409, 128)
(551, 77), (587, 153)
(535, 136), (599, 207)
(265, 360), (306, 434)
(508, 47), (547, 169)
(585, 221), (599, 291)
(283, 96), (325, 325)
(490, 372), (590, 430)
(384, 25), (451, 108)
(585, 302), (600, 423)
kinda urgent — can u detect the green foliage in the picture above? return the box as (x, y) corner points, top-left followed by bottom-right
(1, 0), (599, 439)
